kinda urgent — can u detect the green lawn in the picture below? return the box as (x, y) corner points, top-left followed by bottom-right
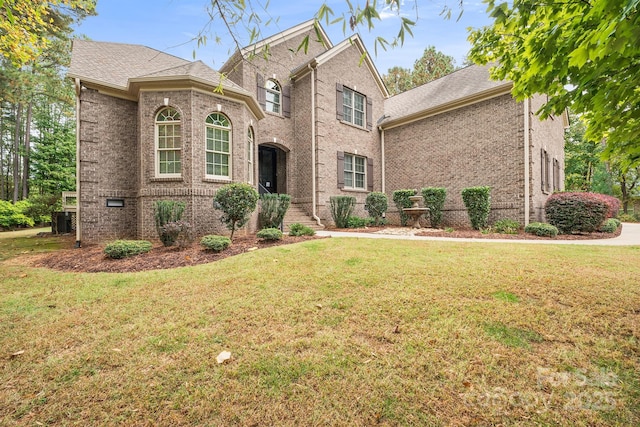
(1, 233), (639, 426)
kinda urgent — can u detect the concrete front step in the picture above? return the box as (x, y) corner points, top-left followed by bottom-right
(283, 204), (324, 230)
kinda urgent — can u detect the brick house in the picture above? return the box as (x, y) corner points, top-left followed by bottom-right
(68, 20), (566, 244)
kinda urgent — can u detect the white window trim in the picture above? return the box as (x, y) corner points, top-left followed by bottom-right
(205, 113), (232, 181)
(343, 87), (365, 128)
(265, 79), (281, 115)
(344, 153), (366, 190)
(155, 108), (182, 178)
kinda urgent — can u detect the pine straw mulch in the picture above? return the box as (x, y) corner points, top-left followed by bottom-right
(27, 225), (621, 274)
(32, 234), (326, 273)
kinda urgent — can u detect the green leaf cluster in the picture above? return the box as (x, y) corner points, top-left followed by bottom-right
(213, 183), (259, 240)
(421, 187), (446, 228)
(461, 186), (491, 230)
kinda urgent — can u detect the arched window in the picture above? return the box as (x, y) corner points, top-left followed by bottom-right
(247, 127), (255, 184)
(155, 107), (181, 176)
(205, 112), (231, 179)
(265, 79), (281, 114)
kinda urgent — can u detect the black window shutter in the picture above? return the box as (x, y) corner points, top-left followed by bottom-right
(540, 149), (544, 191)
(366, 97), (373, 131)
(367, 157), (374, 191)
(256, 73), (266, 110)
(336, 83), (344, 121)
(337, 151), (345, 189)
(282, 85), (291, 118)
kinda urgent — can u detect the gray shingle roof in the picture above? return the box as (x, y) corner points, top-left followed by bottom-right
(68, 39), (190, 90)
(381, 64), (512, 126)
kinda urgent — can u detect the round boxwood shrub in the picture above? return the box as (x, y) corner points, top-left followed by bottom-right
(421, 187), (446, 228)
(288, 223), (315, 236)
(213, 183), (259, 240)
(524, 222), (558, 237)
(598, 218), (621, 233)
(364, 192), (388, 225)
(544, 192), (608, 234)
(200, 235), (231, 252)
(104, 240), (153, 259)
(257, 227), (283, 241)
(461, 186), (491, 230)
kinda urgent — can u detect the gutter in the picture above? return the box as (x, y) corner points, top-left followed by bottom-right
(74, 78), (82, 248)
(308, 64), (323, 227)
(380, 128), (386, 193)
(524, 98), (530, 226)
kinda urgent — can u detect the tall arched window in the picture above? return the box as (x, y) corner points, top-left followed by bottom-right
(155, 107), (181, 176)
(205, 112), (231, 179)
(247, 127), (255, 184)
(265, 79), (281, 114)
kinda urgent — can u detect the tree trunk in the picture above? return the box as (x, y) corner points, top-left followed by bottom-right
(12, 103), (22, 203)
(22, 102), (32, 199)
(0, 102), (5, 200)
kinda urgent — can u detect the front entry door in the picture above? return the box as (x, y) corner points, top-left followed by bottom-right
(259, 146), (278, 195)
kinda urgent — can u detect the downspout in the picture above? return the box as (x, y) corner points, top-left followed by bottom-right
(524, 98), (530, 226)
(380, 128), (386, 194)
(74, 78), (82, 248)
(308, 64), (323, 226)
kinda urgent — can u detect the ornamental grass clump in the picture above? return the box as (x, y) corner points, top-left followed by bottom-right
(421, 187), (446, 228)
(461, 186), (491, 230)
(259, 194), (291, 229)
(598, 218), (621, 233)
(544, 192), (608, 234)
(392, 189), (416, 226)
(200, 235), (231, 252)
(364, 192), (388, 225)
(154, 200), (185, 246)
(330, 196), (355, 228)
(104, 240), (153, 259)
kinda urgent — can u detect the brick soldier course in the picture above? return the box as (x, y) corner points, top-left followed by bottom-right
(68, 20), (566, 244)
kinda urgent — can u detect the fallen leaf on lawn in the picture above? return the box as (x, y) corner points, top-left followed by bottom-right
(185, 256), (191, 261)
(112, 348), (122, 353)
(315, 304), (322, 309)
(216, 351), (231, 364)
(20, 274), (27, 278)
(11, 350), (25, 357)
(247, 247), (258, 252)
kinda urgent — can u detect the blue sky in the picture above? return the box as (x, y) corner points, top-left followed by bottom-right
(73, 0), (493, 74)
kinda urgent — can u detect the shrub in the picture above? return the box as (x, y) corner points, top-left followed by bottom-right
(257, 227), (283, 241)
(590, 193), (620, 219)
(200, 235), (231, 252)
(392, 189), (416, 226)
(22, 194), (61, 224)
(154, 200), (185, 246)
(618, 213), (637, 223)
(524, 222), (558, 237)
(421, 187), (446, 228)
(0, 200), (34, 229)
(288, 223), (316, 236)
(330, 196), (355, 228)
(104, 240), (153, 259)
(213, 183), (259, 240)
(364, 192), (388, 225)
(598, 218), (620, 233)
(461, 186), (491, 230)
(160, 221), (194, 249)
(544, 192), (608, 234)
(347, 216), (369, 228)
(493, 218), (520, 234)
(259, 194), (291, 229)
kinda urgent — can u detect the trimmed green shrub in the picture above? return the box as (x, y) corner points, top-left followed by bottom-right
(213, 183), (259, 240)
(288, 223), (316, 236)
(598, 218), (620, 233)
(347, 216), (369, 228)
(421, 187), (446, 228)
(200, 235), (231, 252)
(524, 222), (558, 237)
(618, 213), (637, 223)
(392, 189), (416, 226)
(154, 200), (185, 246)
(104, 240), (153, 259)
(493, 218), (520, 234)
(461, 186), (491, 230)
(591, 193), (621, 218)
(256, 227), (283, 241)
(0, 200), (34, 229)
(259, 193), (291, 229)
(330, 196), (356, 228)
(545, 192), (608, 234)
(364, 192), (388, 225)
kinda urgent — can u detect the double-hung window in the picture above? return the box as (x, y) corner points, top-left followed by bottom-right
(344, 153), (366, 189)
(156, 107), (181, 177)
(342, 87), (365, 127)
(265, 79), (281, 114)
(205, 113), (231, 180)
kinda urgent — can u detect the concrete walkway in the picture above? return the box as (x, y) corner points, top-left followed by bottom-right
(317, 222), (640, 246)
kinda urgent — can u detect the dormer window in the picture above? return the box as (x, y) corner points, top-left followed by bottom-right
(265, 79), (281, 114)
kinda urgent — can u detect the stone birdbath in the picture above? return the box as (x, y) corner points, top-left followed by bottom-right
(403, 195), (429, 229)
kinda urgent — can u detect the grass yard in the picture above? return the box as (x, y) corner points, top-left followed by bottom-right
(1, 232), (639, 426)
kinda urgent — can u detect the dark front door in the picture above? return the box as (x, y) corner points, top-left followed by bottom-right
(259, 146), (278, 195)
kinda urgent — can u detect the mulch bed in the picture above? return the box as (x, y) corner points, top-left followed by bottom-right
(414, 227), (623, 240)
